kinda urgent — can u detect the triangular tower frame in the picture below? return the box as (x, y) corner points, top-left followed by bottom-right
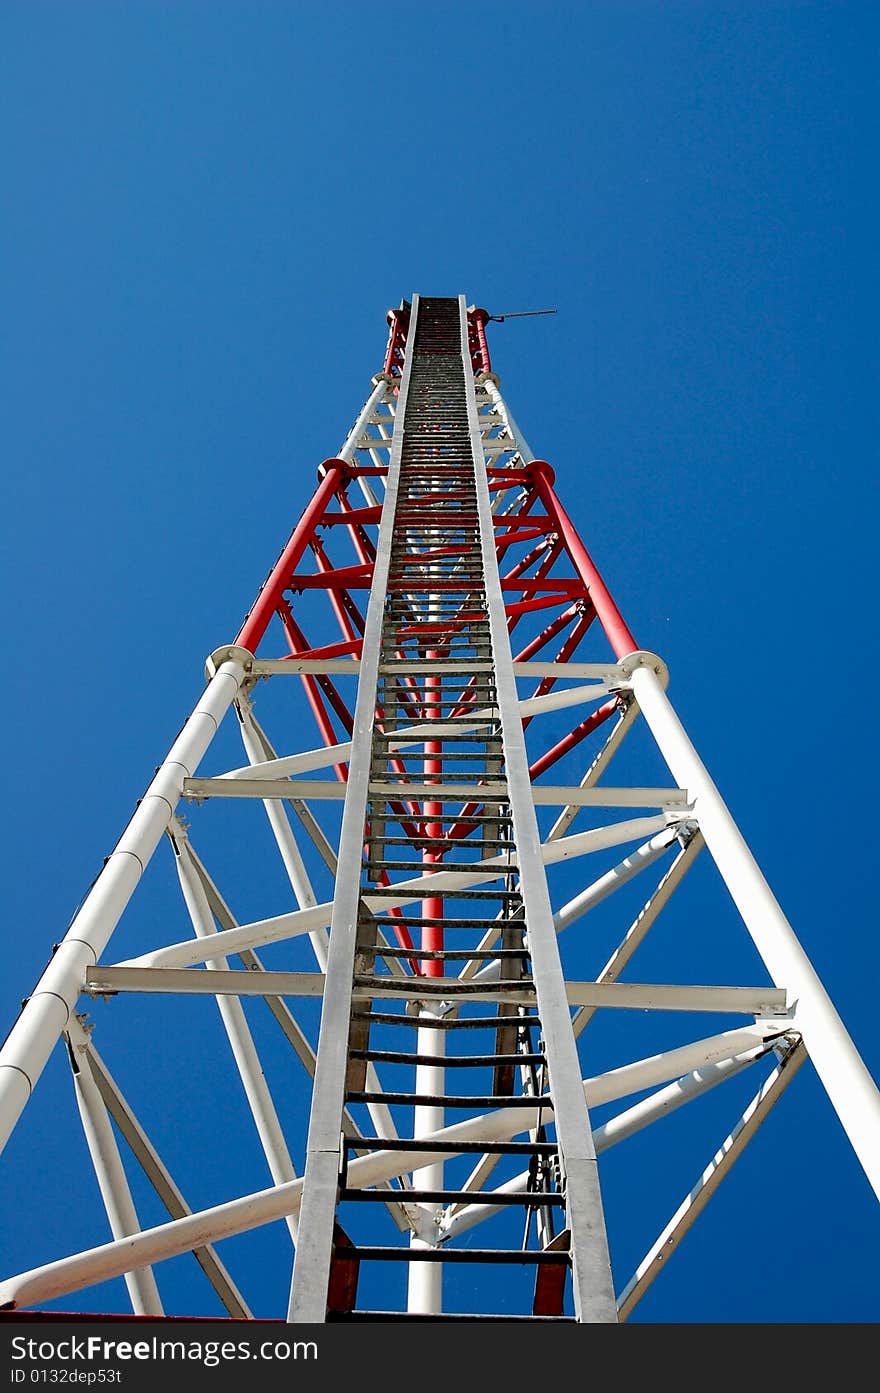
(1, 294), (877, 1322)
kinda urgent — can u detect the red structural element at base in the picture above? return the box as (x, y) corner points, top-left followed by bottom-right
(326, 1223), (360, 1315)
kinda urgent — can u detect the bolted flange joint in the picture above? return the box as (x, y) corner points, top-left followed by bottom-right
(618, 649), (670, 690)
(204, 645), (255, 682)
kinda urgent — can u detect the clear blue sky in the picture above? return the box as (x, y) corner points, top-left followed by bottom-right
(1, 1), (878, 1323)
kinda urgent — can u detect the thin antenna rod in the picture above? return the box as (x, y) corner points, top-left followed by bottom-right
(486, 308), (557, 322)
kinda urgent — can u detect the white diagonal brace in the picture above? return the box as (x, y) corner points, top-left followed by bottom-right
(119, 902), (334, 970)
(66, 1036), (164, 1315)
(171, 823), (299, 1248)
(237, 698), (329, 970)
(67, 1017), (251, 1319)
(440, 1044), (772, 1240)
(573, 830), (704, 1039)
(547, 700), (639, 841)
(553, 827), (680, 933)
(460, 827), (679, 981)
(617, 1040), (807, 1319)
(182, 840), (413, 1235)
(0, 1027), (786, 1312)
(219, 707), (339, 874)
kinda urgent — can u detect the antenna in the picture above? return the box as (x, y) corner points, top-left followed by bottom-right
(486, 307), (557, 322)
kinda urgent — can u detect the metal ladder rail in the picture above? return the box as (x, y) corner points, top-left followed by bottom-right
(290, 296), (575, 1322)
(332, 297), (570, 1318)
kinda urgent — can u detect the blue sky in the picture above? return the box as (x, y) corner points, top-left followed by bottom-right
(1, 2), (878, 1323)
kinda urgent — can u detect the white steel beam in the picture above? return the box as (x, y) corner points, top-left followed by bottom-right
(617, 1040), (807, 1319)
(171, 824), (300, 1248)
(217, 708), (339, 874)
(287, 292), (419, 1324)
(236, 698), (329, 970)
(67, 1041), (164, 1315)
(185, 776), (688, 810)
(70, 1020), (251, 1319)
(0, 1026), (786, 1312)
(338, 375), (393, 507)
(120, 902), (335, 970)
(440, 1045), (772, 1241)
(0, 647), (250, 1155)
(552, 827), (680, 933)
(125, 819), (687, 973)
(460, 827), (678, 982)
(627, 654), (880, 1198)
(591, 1044), (772, 1152)
(478, 375), (537, 464)
(573, 830), (705, 1039)
(547, 700), (639, 841)
(178, 842), (411, 1233)
(85, 966), (786, 1017)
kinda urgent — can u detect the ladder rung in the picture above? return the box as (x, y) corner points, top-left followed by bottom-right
(386, 609), (486, 618)
(377, 699), (499, 715)
(342, 1136), (556, 1155)
(351, 1012), (539, 1030)
(370, 757), (501, 768)
(389, 623), (490, 633)
(340, 1189), (564, 1207)
(376, 702), (500, 712)
(374, 722), (496, 733)
(327, 1312), (575, 1324)
(368, 816), (510, 828)
(350, 1050), (544, 1067)
(370, 947), (526, 960)
(346, 1092), (551, 1109)
(369, 784), (509, 798)
(369, 916), (517, 928)
(378, 678), (498, 690)
(367, 836), (515, 848)
(353, 978), (532, 998)
(363, 860), (519, 874)
(337, 1246), (568, 1265)
(383, 649), (495, 659)
(360, 888), (523, 900)
(352, 975), (534, 994)
(373, 735), (498, 746)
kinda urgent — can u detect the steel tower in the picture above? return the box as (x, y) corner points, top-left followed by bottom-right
(1, 294), (877, 1323)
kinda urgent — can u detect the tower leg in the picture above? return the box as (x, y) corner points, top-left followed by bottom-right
(628, 656), (880, 1198)
(0, 648), (250, 1154)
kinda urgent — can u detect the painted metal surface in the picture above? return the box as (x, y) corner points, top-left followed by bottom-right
(0, 294), (876, 1325)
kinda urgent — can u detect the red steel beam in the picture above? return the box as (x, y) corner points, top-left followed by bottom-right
(528, 697), (621, 781)
(529, 461), (638, 659)
(468, 307), (492, 376)
(236, 460), (348, 653)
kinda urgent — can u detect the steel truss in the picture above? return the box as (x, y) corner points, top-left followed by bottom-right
(0, 294), (877, 1323)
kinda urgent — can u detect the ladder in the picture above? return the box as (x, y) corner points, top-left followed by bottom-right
(289, 296), (616, 1321)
